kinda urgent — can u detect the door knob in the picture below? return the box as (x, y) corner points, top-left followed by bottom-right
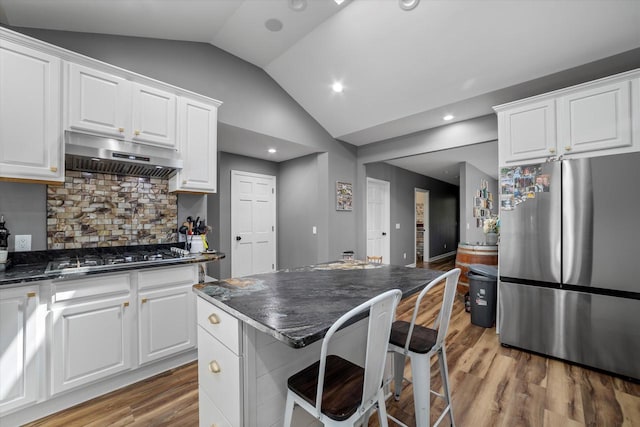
(236, 236), (242, 241)
(382, 232), (387, 236)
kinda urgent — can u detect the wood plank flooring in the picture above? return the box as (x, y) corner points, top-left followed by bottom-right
(25, 257), (640, 427)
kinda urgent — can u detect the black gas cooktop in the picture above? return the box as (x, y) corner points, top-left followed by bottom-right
(44, 247), (194, 275)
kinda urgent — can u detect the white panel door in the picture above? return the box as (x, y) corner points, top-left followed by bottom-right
(131, 83), (177, 148)
(231, 170), (276, 277)
(51, 294), (133, 394)
(0, 40), (63, 182)
(67, 62), (129, 138)
(0, 286), (39, 415)
(366, 178), (390, 264)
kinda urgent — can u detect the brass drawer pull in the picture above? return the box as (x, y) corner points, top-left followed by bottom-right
(141, 298), (148, 304)
(123, 301), (129, 307)
(50, 166), (58, 172)
(565, 146), (572, 151)
(208, 313), (220, 325)
(208, 360), (221, 374)
(27, 291), (36, 298)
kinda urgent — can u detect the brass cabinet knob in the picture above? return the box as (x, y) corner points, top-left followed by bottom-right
(141, 298), (148, 304)
(208, 360), (221, 374)
(549, 148), (556, 154)
(27, 291), (36, 298)
(123, 301), (129, 307)
(134, 130), (140, 136)
(208, 313), (220, 324)
(118, 127), (125, 133)
(182, 180), (187, 185)
(565, 146), (572, 151)
(50, 166), (58, 172)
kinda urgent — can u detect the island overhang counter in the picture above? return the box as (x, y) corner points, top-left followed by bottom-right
(193, 261), (446, 427)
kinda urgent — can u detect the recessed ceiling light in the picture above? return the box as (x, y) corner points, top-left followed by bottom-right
(332, 82), (344, 93)
(399, 0), (420, 11)
(268, 148), (277, 154)
(265, 18), (283, 32)
(288, 0), (307, 11)
(90, 158), (100, 161)
(443, 114), (454, 121)
(334, 0), (345, 4)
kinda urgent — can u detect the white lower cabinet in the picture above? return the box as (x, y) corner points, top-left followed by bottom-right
(0, 285), (43, 415)
(50, 274), (133, 395)
(196, 297), (242, 427)
(138, 265), (197, 365)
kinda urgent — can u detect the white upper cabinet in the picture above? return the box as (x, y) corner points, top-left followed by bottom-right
(67, 63), (129, 138)
(557, 80), (632, 154)
(169, 96), (220, 193)
(498, 99), (557, 164)
(67, 63), (177, 149)
(131, 83), (177, 148)
(495, 69), (640, 166)
(0, 39), (63, 183)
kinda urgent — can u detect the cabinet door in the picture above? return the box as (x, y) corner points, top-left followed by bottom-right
(0, 40), (63, 182)
(131, 83), (177, 148)
(498, 99), (556, 164)
(138, 283), (196, 365)
(51, 294), (133, 394)
(0, 287), (39, 414)
(67, 62), (130, 138)
(170, 97), (218, 193)
(558, 80), (632, 155)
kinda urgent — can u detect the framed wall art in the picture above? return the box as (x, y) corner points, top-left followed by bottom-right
(336, 181), (353, 211)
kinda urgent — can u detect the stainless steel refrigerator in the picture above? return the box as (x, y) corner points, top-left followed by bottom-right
(498, 152), (640, 380)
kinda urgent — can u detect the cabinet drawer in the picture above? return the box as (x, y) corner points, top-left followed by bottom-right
(53, 273), (130, 303)
(197, 327), (241, 427)
(138, 265), (197, 290)
(199, 387), (233, 427)
(196, 297), (240, 355)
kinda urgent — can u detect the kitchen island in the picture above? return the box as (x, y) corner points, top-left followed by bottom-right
(193, 261), (445, 427)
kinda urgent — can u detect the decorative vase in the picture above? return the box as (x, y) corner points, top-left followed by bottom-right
(485, 232), (498, 245)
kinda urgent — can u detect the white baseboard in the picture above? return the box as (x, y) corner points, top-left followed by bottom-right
(428, 250), (457, 262)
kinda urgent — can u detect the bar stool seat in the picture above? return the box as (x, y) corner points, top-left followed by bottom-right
(284, 289), (402, 426)
(388, 268), (461, 427)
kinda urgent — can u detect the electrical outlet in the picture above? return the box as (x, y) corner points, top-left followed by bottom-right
(403, 252), (406, 259)
(444, 243), (447, 249)
(15, 235), (32, 252)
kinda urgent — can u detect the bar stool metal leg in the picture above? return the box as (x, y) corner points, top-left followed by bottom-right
(411, 353), (431, 427)
(393, 352), (406, 400)
(438, 347), (455, 427)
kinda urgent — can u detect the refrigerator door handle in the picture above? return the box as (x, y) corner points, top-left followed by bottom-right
(562, 159), (594, 286)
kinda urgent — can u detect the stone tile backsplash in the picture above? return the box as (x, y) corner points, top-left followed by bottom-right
(47, 171), (177, 249)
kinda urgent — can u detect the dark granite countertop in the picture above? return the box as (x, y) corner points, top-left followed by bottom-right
(193, 260), (445, 349)
(0, 245), (225, 287)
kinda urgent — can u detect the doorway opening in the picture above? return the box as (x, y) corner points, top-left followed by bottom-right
(415, 188), (429, 265)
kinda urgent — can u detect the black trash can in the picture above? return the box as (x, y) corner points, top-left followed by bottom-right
(467, 264), (498, 328)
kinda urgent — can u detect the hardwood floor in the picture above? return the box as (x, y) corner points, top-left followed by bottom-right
(25, 257), (640, 427)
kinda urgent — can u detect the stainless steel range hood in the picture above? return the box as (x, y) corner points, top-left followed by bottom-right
(64, 131), (182, 179)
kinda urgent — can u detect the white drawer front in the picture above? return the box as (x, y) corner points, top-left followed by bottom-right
(199, 387), (233, 427)
(138, 265), (197, 290)
(53, 273), (130, 303)
(197, 327), (241, 427)
(196, 297), (240, 355)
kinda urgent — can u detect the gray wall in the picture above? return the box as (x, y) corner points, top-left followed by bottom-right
(0, 182), (47, 251)
(365, 163), (459, 265)
(459, 162), (499, 244)
(207, 152), (279, 280)
(356, 115), (498, 260)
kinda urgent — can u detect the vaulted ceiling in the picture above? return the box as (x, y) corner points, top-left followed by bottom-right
(1, 0), (639, 182)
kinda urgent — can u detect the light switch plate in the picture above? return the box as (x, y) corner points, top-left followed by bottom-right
(15, 235), (31, 252)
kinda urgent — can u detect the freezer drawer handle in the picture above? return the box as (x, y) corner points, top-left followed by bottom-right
(236, 236), (242, 241)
